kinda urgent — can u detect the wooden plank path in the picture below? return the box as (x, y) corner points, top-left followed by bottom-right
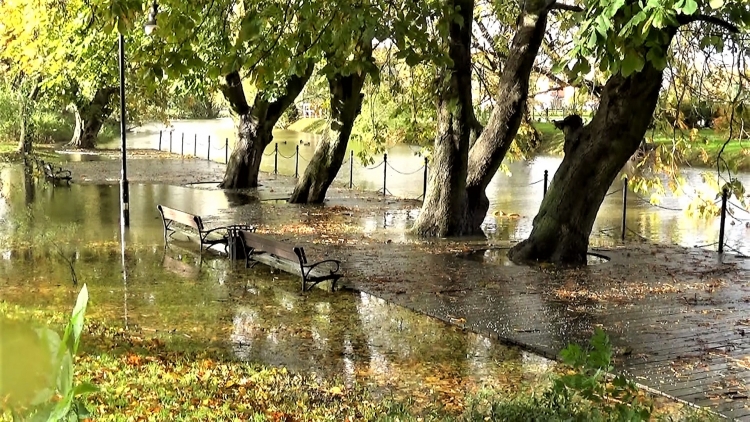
(325, 242), (750, 419)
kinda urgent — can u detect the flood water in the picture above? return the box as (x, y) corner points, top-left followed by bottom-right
(94, 118), (750, 255)
(0, 170), (553, 405)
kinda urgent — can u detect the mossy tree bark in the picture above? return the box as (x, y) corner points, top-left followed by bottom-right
(220, 66), (314, 189)
(464, 0), (553, 233)
(508, 62), (668, 265)
(68, 87), (118, 149)
(289, 57), (369, 203)
(412, 0), (475, 237)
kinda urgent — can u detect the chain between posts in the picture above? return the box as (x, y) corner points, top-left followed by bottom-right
(149, 132), (750, 257)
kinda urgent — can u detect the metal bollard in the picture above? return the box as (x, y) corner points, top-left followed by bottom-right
(207, 135), (211, 161)
(225, 138), (229, 163)
(294, 145), (299, 178)
(543, 170), (548, 197)
(158, 130), (162, 151)
(193, 134), (197, 157)
(719, 187), (729, 253)
(422, 157), (428, 201)
(181, 133), (184, 157)
(349, 150), (354, 189)
(383, 153), (387, 196)
(621, 177), (628, 241)
(274, 143), (278, 175)
(169, 131), (173, 153)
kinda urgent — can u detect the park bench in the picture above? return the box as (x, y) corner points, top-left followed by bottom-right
(157, 204), (252, 254)
(234, 228), (342, 292)
(33, 156), (72, 184)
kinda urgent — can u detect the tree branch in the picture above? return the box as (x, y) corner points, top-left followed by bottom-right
(549, 3), (584, 12)
(677, 14), (739, 33)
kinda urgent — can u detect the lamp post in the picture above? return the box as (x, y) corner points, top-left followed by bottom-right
(119, 0), (158, 228)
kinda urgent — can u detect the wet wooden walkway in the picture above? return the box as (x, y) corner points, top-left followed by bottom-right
(332, 242), (750, 419)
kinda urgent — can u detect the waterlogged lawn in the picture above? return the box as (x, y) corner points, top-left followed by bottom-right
(0, 240), (557, 420)
(0, 194), (719, 421)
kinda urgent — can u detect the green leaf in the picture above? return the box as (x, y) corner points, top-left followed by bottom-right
(72, 382), (98, 397)
(681, 0), (698, 15)
(58, 352), (74, 396)
(620, 53), (645, 77)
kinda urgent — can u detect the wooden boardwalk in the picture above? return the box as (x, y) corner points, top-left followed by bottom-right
(331, 242), (750, 419)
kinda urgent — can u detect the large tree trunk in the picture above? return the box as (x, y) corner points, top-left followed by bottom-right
(464, 0), (552, 233)
(412, 0), (475, 237)
(221, 67), (313, 189)
(508, 61), (668, 265)
(68, 87), (117, 149)
(289, 71), (367, 203)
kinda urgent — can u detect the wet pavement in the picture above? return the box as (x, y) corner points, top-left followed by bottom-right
(3, 157), (750, 418)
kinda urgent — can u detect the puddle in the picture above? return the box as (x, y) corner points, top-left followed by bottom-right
(462, 248), (610, 265)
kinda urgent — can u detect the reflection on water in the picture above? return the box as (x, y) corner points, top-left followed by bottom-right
(462, 248), (609, 266)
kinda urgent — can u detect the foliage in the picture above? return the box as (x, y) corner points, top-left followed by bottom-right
(561, 0), (750, 79)
(277, 103), (302, 129)
(2, 285), (96, 421)
(548, 328), (654, 421)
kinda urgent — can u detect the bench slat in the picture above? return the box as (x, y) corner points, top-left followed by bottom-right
(239, 231), (300, 263)
(158, 205), (203, 231)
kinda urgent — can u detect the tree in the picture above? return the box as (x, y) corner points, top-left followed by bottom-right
(289, 40), (374, 203)
(509, 0), (748, 265)
(0, 0), (159, 150)
(412, 0), (477, 236)
(465, 0), (579, 233)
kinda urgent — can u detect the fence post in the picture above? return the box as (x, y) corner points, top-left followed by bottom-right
(207, 136), (211, 161)
(621, 177), (628, 241)
(181, 133), (184, 157)
(194, 134), (197, 157)
(169, 131), (173, 153)
(719, 187), (729, 253)
(158, 130), (162, 151)
(543, 170), (548, 197)
(545, 108), (550, 122)
(383, 153), (387, 196)
(349, 150), (354, 189)
(225, 138), (229, 163)
(294, 145), (299, 178)
(422, 157), (428, 201)
(274, 143), (278, 175)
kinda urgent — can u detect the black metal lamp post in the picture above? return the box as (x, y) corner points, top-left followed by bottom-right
(119, 0), (158, 228)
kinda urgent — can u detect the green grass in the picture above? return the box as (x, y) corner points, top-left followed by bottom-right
(286, 117), (327, 134)
(534, 122), (750, 171)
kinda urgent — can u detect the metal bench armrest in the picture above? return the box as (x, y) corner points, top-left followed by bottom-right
(304, 259), (341, 275)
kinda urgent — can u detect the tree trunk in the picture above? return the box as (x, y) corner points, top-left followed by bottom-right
(289, 66), (368, 203)
(68, 87), (117, 149)
(412, 0), (475, 237)
(508, 62), (668, 265)
(221, 67), (313, 189)
(16, 80), (40, 155)
(464, 1), (552, 233)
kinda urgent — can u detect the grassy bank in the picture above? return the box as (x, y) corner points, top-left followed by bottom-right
(286, 117), (327, 134)
(535, 122), (750, 171)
